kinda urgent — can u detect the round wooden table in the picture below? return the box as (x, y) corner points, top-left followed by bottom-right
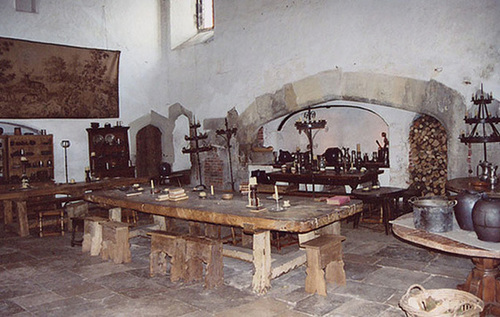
(351, 186), (407, 235)
(447, 177), (500, 198)
(392, 214), (500, 316)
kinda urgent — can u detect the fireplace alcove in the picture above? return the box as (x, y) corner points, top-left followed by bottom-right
(232, 70), (466, 190)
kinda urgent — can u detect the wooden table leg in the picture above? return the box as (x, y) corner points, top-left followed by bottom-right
(458, 257), (500, 315)
(153, 215), (167, 231)
(109, 207), (122, 222)
(3, 200), (13, 225)
(252, 230), (271, 294)
(16, 201), (29, 237)
(382, 199), (393, 235)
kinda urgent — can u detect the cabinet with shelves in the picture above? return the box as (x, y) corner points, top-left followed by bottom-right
(6, 135), (54, 183)
(87, 126), (135, 179)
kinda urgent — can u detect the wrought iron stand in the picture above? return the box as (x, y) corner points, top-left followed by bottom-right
(182, 120), (212, 190)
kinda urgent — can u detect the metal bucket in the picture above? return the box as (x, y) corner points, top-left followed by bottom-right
(410, 196), (457, 233)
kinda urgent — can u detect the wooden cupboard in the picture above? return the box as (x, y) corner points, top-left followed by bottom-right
(87, 126), (135, 179)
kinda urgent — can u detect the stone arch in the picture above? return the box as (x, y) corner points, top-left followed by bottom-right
(129, 104), (193, 170)
(236, 70), (466, 179)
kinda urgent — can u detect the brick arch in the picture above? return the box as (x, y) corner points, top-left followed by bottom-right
(236, 70), (466, 179)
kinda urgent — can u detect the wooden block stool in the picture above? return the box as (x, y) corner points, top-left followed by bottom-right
(184, 235), (224, 289)
(148, 231), (223, 289)
(302, 234), (346, 296)
(38, 209), (65, 237)
(82, 216), (108, 256)
(70, 217), (85, 247)
(149, 231), (187, 282)
(100, 221), (131, 264)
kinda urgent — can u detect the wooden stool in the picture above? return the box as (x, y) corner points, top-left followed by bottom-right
(148, 231), (223, 289)
(302, 234), (346, 296)
(64, 201), (88, 231)
(82, 216), (108, 256)
(100, 221), (131, 264)
(38, 209), (65, 237)
(70, 217), (85, 247)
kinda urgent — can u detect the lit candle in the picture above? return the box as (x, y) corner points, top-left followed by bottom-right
(274, 185), (279, 202)
(211, 185), (214, 196)
(151, 179), (154, 189)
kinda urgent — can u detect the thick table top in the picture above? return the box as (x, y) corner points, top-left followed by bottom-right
(268, 170), (382, 186)
(392, 213), (500, 259)
(352, 186), (407, 199)
(0, 177), (147, 201)
(446, 177), (500, 198)
(84, 188), (363, 233)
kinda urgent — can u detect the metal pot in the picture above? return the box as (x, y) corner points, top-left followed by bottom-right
(410, 196), (457, 233)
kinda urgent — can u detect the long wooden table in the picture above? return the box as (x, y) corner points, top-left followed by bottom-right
(1, 177), (146, 237)
(392, 213), (500, 316)
(84, 188), (363, 294)
(268, 169), (383, 191)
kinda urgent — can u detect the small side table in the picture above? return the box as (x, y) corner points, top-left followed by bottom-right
(393, 213), (500, 316)
(352, 186), (407, 235)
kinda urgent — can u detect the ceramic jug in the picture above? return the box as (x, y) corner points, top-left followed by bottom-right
(454, 190), (484, 231)
(477, 160), (493, 182)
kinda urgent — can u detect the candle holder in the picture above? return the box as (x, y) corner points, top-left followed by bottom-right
(182, 117), (213, 191)
(294, 107), (327, 196)
(216, 118), (237, 192)
(60, 140), (71, 184)
(459, 84), (499, 184)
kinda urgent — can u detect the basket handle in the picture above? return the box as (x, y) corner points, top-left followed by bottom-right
(404, 284), (425, 297)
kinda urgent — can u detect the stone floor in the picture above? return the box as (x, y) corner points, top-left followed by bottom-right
(0, 220), (485, 317)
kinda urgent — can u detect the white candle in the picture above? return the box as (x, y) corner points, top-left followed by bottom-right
(274, 185), (279, 202)
(248, 188), (251, 206)
(151, 179), (154, 189)
(211, 185), (214, 196)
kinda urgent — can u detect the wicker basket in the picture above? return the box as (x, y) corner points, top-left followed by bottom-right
(399, 284), (484, 317)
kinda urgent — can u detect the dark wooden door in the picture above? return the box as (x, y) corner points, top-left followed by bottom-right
(136, 125), (162, 180)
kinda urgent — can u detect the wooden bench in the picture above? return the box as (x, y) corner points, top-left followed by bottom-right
(82, 216), (109, 256)
(301, 234), (346, 296)
(148, 231), (223, 289)
(101, 221), (131, 264)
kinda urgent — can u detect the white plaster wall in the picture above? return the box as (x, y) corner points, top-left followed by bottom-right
(166, 1), (500, 116)
(165, 0), (500, 182)
(0, 0), (163, 182)
(0, 0), (499, 183)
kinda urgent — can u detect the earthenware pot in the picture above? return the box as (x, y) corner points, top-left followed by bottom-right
(454, 190), (484, 231)
(472, 196), (500, 242)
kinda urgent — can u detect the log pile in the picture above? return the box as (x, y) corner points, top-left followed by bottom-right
(408, 115), (448, 196)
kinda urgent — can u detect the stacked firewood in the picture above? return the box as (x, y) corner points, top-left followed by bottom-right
(408, 115), (448, 196)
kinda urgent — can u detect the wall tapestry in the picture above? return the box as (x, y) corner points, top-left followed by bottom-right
(0, 37), (120, 118)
